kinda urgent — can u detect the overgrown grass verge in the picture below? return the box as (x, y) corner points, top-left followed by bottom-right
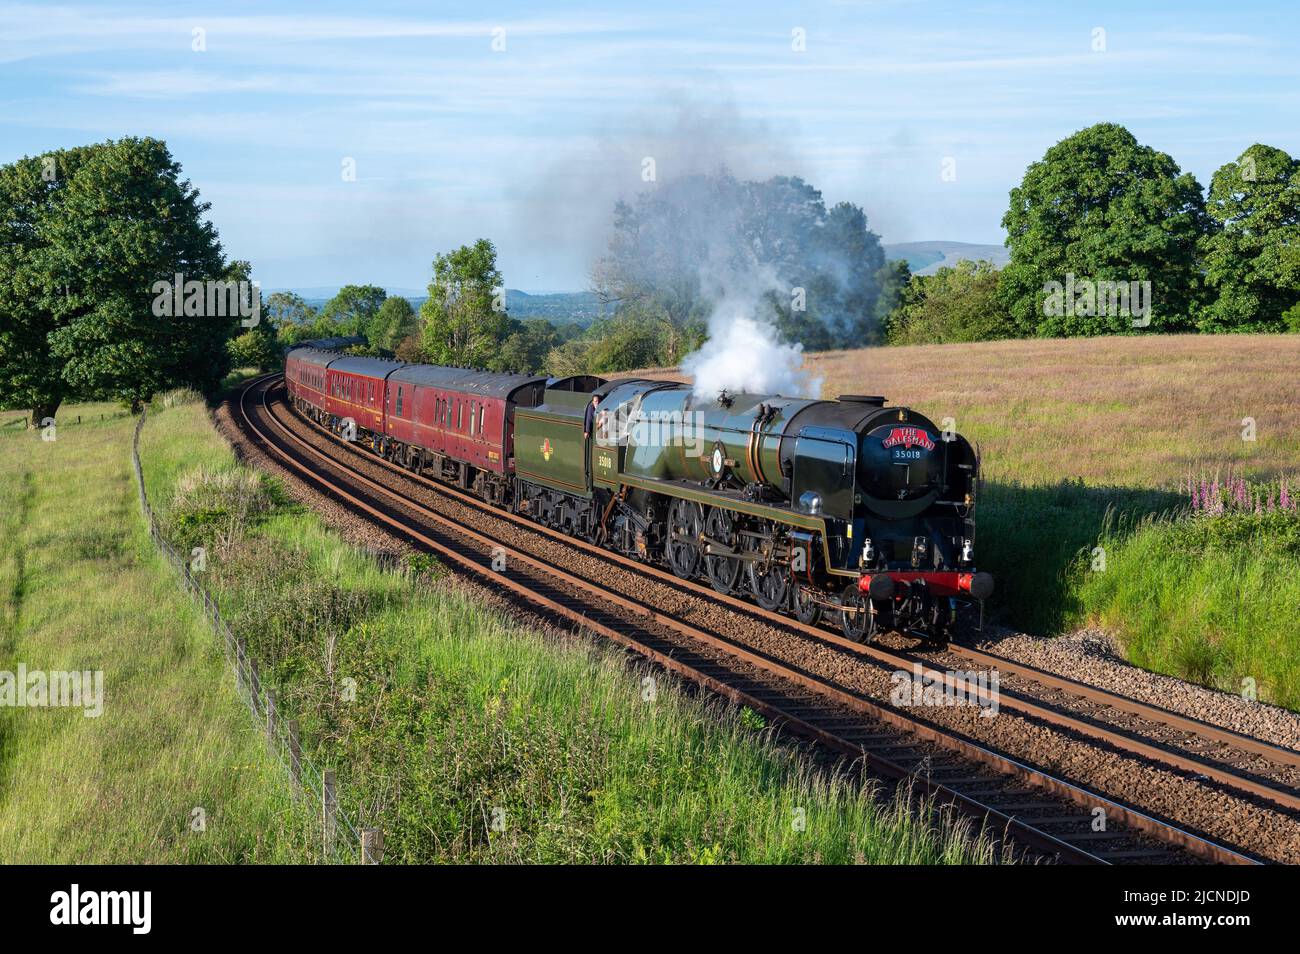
(1072, 503), (1300, 711)
(140, 396), (1000, 864)
(0, 394), (309, 862)
(978, 479), (1179, 635)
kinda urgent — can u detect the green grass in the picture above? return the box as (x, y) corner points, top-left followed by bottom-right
(1073, 509), (1300, 710)
(138, 397), (998, 865)
(0, 395), (310, 863)
(977, 480), (1181, 636)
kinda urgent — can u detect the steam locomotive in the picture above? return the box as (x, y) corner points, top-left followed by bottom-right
(284, 346), (992, 645)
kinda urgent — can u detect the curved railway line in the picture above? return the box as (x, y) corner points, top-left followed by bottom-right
(231, 373), (1296, 865)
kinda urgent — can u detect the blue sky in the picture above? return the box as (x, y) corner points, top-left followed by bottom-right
(3, 1), (1297, 291)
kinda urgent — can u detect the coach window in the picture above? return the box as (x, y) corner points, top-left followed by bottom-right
(396, 386), (404, 417)
(458, 400), (463, 431)
(479, 404), (485, 434)
(470, 401), (477, 436)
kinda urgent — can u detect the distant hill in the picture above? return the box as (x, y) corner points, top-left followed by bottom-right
(269, 287), (608, 326)
(504, 289), (608, 325)
(884, 241), (1009, 276)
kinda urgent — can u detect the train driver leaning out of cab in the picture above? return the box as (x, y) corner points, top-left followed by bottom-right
(583, 394), (599, 441)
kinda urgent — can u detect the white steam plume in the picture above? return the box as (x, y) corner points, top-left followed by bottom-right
(682, 282), (823, 399)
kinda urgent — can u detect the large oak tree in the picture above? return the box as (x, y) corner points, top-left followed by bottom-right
(999, 123), (1209, 336)
(0, 137), (230, 423)
(1199, 144), (1300, 331)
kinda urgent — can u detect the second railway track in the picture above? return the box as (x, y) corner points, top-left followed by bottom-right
(233, 373), (1290, 864)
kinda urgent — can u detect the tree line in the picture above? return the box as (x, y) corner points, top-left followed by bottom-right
(887, 124), (1300, 345)
(5, 125), (1297, 424)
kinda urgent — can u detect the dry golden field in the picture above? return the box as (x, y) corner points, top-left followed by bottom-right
(633, 334), (1300, 489)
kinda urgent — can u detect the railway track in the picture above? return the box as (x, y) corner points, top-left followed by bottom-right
(259, 375), (1300, 809)
(235, 373), (1269, 865)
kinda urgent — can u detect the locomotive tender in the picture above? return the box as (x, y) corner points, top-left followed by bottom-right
(284, 346), (992, 645)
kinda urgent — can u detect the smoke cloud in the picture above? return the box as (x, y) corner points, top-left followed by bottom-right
(516, 92), (882, 400)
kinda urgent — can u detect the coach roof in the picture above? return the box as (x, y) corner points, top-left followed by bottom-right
(286, 347), (343, 370)
(327, 355), (406, 378)
(389, 364), (547, 399)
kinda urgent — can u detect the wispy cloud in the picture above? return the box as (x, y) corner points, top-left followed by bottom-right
(3, 0), (1298, 289)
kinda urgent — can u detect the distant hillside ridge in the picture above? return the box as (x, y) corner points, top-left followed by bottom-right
(270, 288), (609, 327)
(884, 241), (1010, 276)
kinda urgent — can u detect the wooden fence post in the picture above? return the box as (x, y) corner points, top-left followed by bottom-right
(322, 770), (337, 857)
(265, 688), (277, 744)
(249, 658), (262, 714)
(361, 829), (383, 865)
(288, 720), (301, 790)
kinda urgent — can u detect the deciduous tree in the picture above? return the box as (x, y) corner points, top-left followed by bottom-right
(886, 260), (1013, 345)
(1200, 144), (1300, 331)
(0, 138), (229, 421)
(419, 240), (510, 367)
(321, 284), (387, 339)
(369, 295), (419, 353)
(999, 123), (1208, 336)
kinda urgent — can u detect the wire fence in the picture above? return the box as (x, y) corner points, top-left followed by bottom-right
(132, 410), (383, 864)
(6, 411), (128, 429)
